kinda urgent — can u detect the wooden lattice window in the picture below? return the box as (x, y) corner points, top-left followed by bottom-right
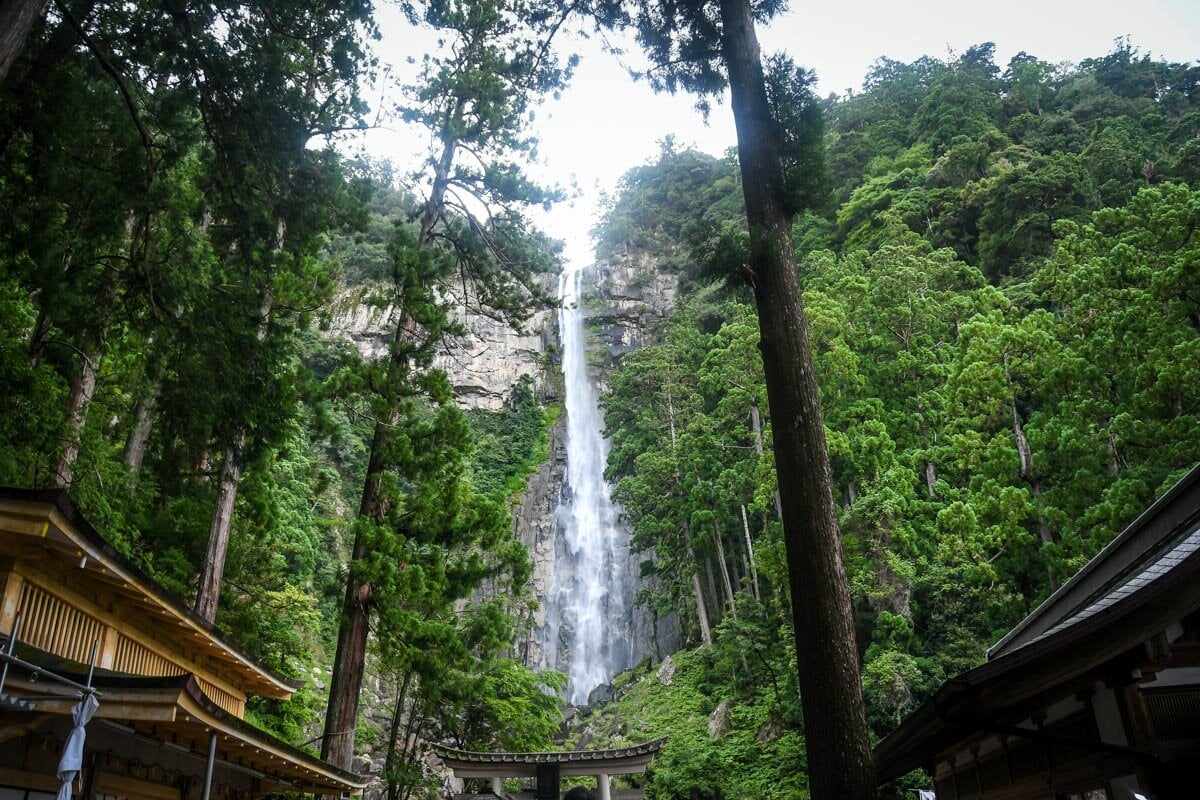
(17, 581), (105, 664)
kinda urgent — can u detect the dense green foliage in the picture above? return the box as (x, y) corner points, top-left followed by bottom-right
(591, 42), (1200, 799)
(0, 2), (565, 793)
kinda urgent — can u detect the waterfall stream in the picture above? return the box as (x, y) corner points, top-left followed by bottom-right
(548, 263), (635, 705)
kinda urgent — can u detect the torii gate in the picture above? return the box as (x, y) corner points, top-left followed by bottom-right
(433, 738), (667, 800)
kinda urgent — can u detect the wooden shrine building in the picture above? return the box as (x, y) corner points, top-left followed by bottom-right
(433, 739), (666, 800)
(874, 464), (1200, 800)
(0, 488), (367, 800)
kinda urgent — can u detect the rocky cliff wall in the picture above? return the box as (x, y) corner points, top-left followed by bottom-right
(324, 279), (555, 410)
(580, 253), (679, 389)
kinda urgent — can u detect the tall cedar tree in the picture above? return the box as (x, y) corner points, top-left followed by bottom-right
(591, 0), (876, 796)
(322, 0), (570, 771)
(170, 0), (374, 622)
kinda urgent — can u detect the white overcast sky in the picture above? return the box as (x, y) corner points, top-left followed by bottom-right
(352, 0), (1200, 269)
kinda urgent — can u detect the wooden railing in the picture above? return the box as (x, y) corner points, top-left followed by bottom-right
(18, 581), (104, 664)
(111, 632), (185, 678)
(12, 579), (247, 719)
(197, 676), (246, 717)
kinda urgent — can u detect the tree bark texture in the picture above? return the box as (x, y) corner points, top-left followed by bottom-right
(718, 0), (875, 797)
(54, 260), (117, 489)
(703, 555), (720, 624)
(54, 349), (98, 488)
(123, 376), (160, 472)
(384, 670), (414, 800)
(322, 420), (390, 771)
(712, 522), (736, 614)
(0, 0), (50, 85)
(741, 504), (761, 601)
(193, 436), (244, 622)
(690, 566), (713, 646)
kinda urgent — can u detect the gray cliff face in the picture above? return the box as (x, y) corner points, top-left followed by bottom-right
(580, 254), (679, 387)
(324, 279), (555, 410)
(511, 408), (566, 668)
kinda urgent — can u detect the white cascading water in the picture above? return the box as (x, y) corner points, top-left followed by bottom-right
(549, 263), (634, 705)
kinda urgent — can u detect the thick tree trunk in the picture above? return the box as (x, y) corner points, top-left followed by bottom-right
(718, 1), (875, 797)
(0, 0), (50, 85)
(712, 521), (736, 614)
(691, 568), (713, 646)
(123, 376), (160, 472)
(1012, 401), (1033, 477)
(27, 305), (52, 367)
(1012, 401), (1059, 588)
(397, 693), (426, 800)
(323, 409), (397, 771)
(683, 520), (713, 645)
(194, 435), (244, 621)
(703, 555), (721, 623)
(750, 403), (784, 518)
(54, 349), (98, 488)
(55, 261), (117, 489)
(385, 670), (414, 800)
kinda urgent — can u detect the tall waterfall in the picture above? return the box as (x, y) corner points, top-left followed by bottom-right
(547, 263), (635, 705)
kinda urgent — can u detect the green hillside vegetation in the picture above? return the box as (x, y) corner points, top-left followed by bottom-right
(587, 40), (1199, 800)
(567, 647), (807, 800)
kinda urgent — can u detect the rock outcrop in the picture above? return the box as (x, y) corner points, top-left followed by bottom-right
(324, 278), (555, 410)
(580, 253), (678, 386)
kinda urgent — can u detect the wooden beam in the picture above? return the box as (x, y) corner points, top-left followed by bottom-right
(0, 765), (61, 792)
(0, 506), (55, 538)
(0, 567), (24, 633)
(12, 561), (249, 708)
(0, 713), (53, 745)
(97, 771), (183, 800)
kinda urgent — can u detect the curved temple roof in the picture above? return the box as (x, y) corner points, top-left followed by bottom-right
(432, 739), (667, 778)
(4, 669), (367, 794)
(0, 488), (300, 698)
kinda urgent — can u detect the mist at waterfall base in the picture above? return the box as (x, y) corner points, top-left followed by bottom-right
(543, 264), (637, 706)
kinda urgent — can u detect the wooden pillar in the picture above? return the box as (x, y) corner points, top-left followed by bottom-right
(596, 774), (611, 800)
(96, 625), (118, 670)
(79, 752), (101, 800)
(0, 569), (24, 633)
(490, 776), (502, 796)
(201, 731), (218, 800)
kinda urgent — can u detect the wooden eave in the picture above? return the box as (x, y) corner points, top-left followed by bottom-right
(2, 672), (366, 795)
(873, 519), (1200, 782)
(0, 490), (297, 700)
(433, 739), (667, 778)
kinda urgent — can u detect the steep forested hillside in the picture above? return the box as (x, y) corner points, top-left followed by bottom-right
(587, 42), (1199, 799)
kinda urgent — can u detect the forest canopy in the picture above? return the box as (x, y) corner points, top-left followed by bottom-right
(1, 4), (1198, 797)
